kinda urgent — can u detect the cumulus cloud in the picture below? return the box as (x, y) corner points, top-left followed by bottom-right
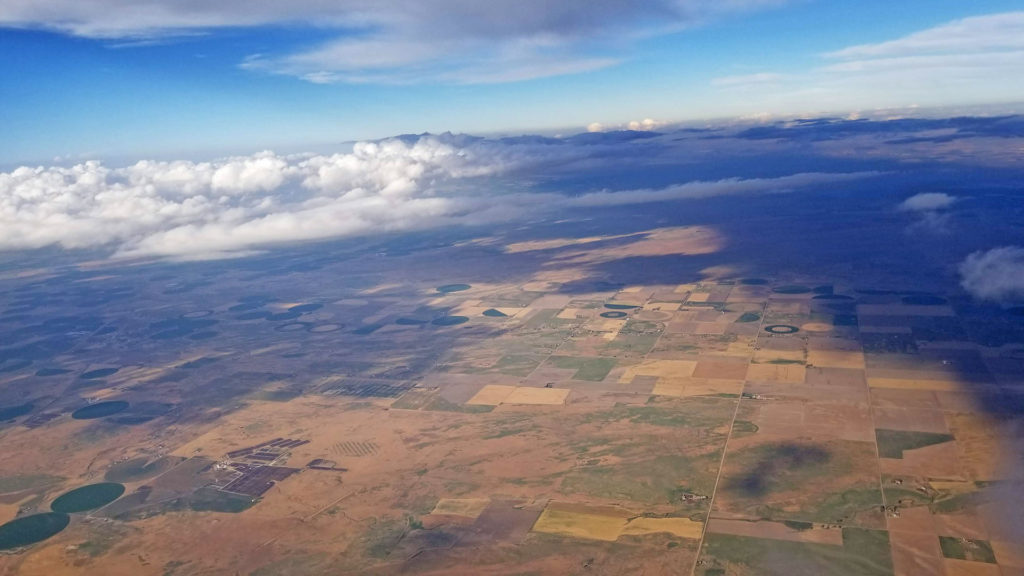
(959, 246), (1024, 302)
(899, 192), (956, 212)
(0, 0), (787, 84)
(586, 118), (667, 132)
(0, 134), (876, 260)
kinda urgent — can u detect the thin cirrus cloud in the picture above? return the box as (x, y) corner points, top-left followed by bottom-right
(0, 135), (877, 260)
(713, 12), (1024, 108)
(0, 0), (787, 84)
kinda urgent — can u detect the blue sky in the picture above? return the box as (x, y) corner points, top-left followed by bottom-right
(1, 0), (1022, 164)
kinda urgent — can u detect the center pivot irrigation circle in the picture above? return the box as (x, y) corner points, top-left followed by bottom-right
(764, 324), (800, 334)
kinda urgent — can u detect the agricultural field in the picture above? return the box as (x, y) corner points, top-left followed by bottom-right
(0, 213), (1021, 576)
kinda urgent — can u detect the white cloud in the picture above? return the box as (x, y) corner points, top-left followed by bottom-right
(959, 246), (1024, 302)
(0, 1), (786, 84)
(710, 72), (786, 87)
(827, 12), (1024, 60)
(0, 134), (875, 260)
(899, 192), (956, 212)
(586, 118), (667, 132)
(712, 12), (1024, 110)
(565, 172), (879, 207)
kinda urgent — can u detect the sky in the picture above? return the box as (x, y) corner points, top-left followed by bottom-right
(1, 0), (1023, 164)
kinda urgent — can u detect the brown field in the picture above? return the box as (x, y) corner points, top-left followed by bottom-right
(0, 224), (1020, 576)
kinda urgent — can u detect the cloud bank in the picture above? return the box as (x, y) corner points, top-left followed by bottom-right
(0, 134), (876, 260)
(959, 246), (1024, 302)
(0, 0), (786, 84)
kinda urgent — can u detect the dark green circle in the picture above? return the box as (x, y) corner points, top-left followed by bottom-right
(437, 284), (471, 293)
(432, 316), (469, 326)
(0, 513), (70, 550)
(35, 368), (72, 377)
(482, 309), (508, 317)
(50, 483), (125, 513)
(309, 324), (342, 333)
(740, 278), (769, 285)
(773, 285), (811, 294)
(395, 317), (428, 325)
(0, 359), (32, 374)
(0, 403), (33, 421)
(80, 367), (119, 380)
(275, 322), (312, 333)
(288, 303), (323, 314)
(604, 303), (640, 310)
(764, 324), (800, 334)
(71, 401), (129, 420)
(600, 311), (628, 319)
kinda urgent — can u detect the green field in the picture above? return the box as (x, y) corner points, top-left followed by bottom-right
(700, 528), (893, 576)
(549, 356), (616, 381)
(104, 456), (183, 483)
(938, 536), (996, 563)
(773, 285), (812, 294)
(51, 483), (126, 513)
(437, 284), (471, 293)
(875, 429), (954, 459)
(71, 401), (130, 420)
(80, 367), (120, 380)
(737, 312), (762, 323)
(0, 402), (33, 421)
(431, 316), (469, 326)
(0, 513), (70, 550)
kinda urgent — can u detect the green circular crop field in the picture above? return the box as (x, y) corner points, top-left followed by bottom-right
(482, 309), (508, 317)
(772, 285), (811, 294)
(432, 316), (469, 326)
(80, 367), (119, 380)
(764, 324), (800, 334)
(739, 278), (769, 285)
(737, 312), (762, 323)
(71, 401), (129, 420)
(50, 483), (125, 514)
(0, 403), (33, 421)
(395, 317), (428, 325)
(0, 513), (70, 550)
(275, 322), (312, 332)
(309, 324), (342, 333)
(437, 284), (471, 293)
(600, 311), (628, 319)
(604, 303), (640, 310)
